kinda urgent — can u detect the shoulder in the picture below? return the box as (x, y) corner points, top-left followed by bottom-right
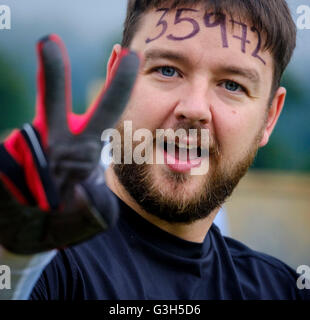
(211, 224), (295, 275)
(212, 225), (307, 299)
(227, 235), (295, 277)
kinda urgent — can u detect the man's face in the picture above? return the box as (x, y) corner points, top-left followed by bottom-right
(111, 6), (280, 223)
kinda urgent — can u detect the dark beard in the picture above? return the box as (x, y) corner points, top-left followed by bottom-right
(113, 144), (258, 224)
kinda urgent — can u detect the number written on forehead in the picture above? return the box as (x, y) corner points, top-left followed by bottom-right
(146, 8), (266, 65)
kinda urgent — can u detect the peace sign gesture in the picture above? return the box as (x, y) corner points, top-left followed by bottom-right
(35, 34), (139, 203)
(0, 35), (140, 254)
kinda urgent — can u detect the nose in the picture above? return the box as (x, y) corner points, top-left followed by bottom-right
(174, 82), (212, 125)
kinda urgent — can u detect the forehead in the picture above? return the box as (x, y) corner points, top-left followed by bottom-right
(130, 6), (273, 79)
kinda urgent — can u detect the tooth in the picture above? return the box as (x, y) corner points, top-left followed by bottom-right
(187, 145), (197, 150)
(177, 142), (188, 149)
(175, 142), (198, 150)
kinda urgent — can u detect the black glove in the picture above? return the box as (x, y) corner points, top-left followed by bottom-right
(0, 34), (140, 254)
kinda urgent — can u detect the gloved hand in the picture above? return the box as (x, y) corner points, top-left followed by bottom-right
(0, 34), (139, 254)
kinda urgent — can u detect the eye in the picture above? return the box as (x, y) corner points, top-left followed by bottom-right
(156, 66), (180, 78)
(221, 80), (245, 93)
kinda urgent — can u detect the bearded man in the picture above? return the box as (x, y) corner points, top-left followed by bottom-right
(0, 0), (308, 300)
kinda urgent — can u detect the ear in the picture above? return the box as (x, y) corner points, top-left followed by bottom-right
(259, 87), (286, 147)
(105, 44), (123, 87)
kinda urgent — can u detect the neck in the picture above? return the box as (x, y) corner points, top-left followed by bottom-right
(104, 165), (219, 243)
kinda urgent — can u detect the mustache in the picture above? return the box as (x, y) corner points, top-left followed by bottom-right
(154, 122), (220, 156)
(116, 120), (221, 158)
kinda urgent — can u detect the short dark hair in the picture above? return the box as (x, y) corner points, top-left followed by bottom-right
(122, 0), (296, 103)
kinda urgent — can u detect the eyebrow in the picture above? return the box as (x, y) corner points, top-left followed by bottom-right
(144, 48), (192, 66)
(144, 48), (260, 85)
(218, 66), (260, 85)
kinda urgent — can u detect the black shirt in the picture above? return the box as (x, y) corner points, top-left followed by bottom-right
(30, 198), (309, 300)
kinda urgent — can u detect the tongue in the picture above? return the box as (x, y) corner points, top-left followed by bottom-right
(165, 147), (201, 173)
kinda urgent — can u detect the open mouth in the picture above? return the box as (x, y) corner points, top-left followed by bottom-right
(163, 139), (208, 159)
(161, 139), (209, 173)
(164, 140), (201, 159)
